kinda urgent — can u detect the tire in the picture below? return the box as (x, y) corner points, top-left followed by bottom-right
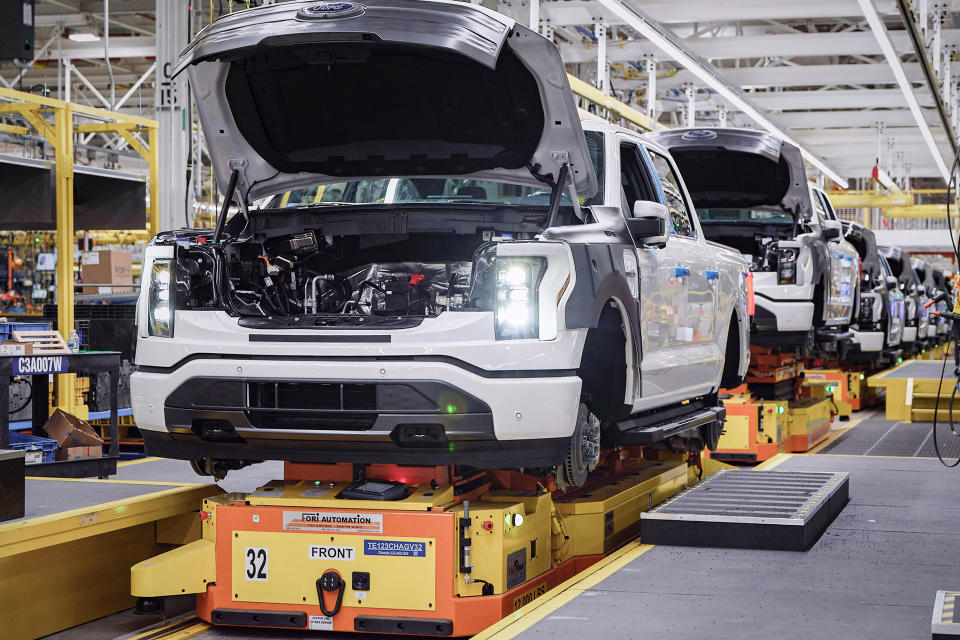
(556, 403), (601, 490)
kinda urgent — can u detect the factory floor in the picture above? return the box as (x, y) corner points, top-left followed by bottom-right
(33, 410), (960, 640)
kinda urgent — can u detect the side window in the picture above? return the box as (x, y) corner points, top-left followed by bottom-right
(816, 190), (838, 221)
(619, 143), (655, 213)
(648, 151), (696, 238)
(811, 190), (828, 223)
(584, 131), (605, 206)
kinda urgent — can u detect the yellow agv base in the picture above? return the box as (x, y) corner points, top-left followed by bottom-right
(131, 458), (702, 637)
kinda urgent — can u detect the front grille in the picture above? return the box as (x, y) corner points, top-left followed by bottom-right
(248, 382), (377, 411)
(246, 382), (379, 430)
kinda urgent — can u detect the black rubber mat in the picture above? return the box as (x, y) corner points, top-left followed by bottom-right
(821, 414), (960, 458)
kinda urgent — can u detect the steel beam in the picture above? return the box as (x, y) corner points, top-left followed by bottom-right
(558, 30), (960, 64)
(155, 0), (188, 232)
(620, 63), (925, 90)
(537, 0), (900, 25)
(895, 0), (958, 155)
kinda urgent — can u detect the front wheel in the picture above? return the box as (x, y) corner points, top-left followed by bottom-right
(556, 403), (601, 490)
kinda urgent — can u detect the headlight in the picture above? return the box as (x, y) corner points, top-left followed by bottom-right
(495, 257), (546, 340)
(777, 246), (799, 285)
(148, 259), (174, 337)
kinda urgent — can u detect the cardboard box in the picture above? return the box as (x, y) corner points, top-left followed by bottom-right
(81, 250), (133, 295)
(42, 409), (103, 461)
(0, 341), (32, 355)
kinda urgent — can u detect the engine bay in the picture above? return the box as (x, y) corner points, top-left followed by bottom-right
(172, 228), (514, 323)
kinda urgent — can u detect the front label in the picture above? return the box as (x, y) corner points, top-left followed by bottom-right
(13, 356), (67, 375)
(308, 545), (355, 561)
(308, 615), (333, 630)
(364, 539), (426, 557)
(506, 548), (526, 589)
(283, 511), (383, 533)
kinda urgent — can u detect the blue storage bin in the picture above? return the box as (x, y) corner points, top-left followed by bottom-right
(9, 431), (57, 464)
(0, 321), (52, 342)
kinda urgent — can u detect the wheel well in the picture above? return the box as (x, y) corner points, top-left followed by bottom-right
(813, 277), (827, 327)
(720, 312), (743, 390)
(578, 301), (631, 422)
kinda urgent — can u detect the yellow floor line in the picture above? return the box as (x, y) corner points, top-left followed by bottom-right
(753, 453), (794, 470)
(471, 541), (654, 640)
(117, 456), (162, 467)
(126, 616), (211, 640)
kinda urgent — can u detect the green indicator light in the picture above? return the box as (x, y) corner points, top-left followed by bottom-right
(897, 357), (904, 364)
(314, 480), (321, 486)
(445, 404), (457, 414)
(826, 385), (835, 394)
(859, 373), (865, 381)
(776, 406), (785, 415)
(33, 236), (39, 243)
(922, 349), (927, 354)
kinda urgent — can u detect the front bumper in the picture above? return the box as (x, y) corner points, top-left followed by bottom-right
(132, 356), (582, 468)
(850, 330), (884, 353)
(902, 325), (918, 343)
(751, 279), (815, 333)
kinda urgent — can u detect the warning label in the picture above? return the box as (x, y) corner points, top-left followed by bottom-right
(283, 511), (383, 533)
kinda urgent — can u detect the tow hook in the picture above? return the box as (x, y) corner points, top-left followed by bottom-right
(317, 570), (345, 617)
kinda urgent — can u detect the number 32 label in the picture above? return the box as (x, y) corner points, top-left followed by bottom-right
(245, 547), (268, 581)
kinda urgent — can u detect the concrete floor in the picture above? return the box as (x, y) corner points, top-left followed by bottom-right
(514, 453), (959, 640)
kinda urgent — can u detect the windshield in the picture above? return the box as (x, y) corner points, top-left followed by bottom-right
(697, 208), (793, 224)
(263, 131), (605, 210)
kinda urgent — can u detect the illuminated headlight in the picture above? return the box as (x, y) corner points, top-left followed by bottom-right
(147, 259), (174, 337)
(777, 246), (799, 285)
(495, 257), (546, 340)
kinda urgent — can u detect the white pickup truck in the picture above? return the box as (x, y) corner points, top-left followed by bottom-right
(131, 0), (750, 487)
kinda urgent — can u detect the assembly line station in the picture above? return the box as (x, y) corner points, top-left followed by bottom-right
(3, 1), (960, 640)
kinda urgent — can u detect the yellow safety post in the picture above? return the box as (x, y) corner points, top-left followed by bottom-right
(54, 102), (76, 412)
(148, 127), (160, 237)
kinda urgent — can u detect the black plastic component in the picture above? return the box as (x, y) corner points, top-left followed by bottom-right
(613, 406), (725, 446)
(352, 571), (371, 591)
(354, 616), (454, 636)
(0, 450), (25, 522)
(141, 428), (569, 469)
(340, 479), (408, 501)
(134, 597), (165, 615)
(210, 608), (307, 628)
(317, 571), (346, 617)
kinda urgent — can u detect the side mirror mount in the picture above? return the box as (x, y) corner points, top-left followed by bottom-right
(885, 275), (898, 291)
(822, 219), (842, 241)
(628, 201), (669, 248)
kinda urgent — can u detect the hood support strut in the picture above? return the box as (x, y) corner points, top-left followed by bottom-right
(540, 162), (583, 229)
(213, 169), (240, 244)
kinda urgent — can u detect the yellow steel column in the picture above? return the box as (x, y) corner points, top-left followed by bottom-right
(54, 103), (76, 413)
(863, 208), (869, 227)
(148, 127), (159, 237)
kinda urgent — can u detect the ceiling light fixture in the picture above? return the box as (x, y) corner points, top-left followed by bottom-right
(595, 0), (850, 189)
(856, 0), (950, 183)
(68, 31), (101, 43)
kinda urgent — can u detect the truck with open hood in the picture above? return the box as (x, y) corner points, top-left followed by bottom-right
(131, 0), (749, 486)
(644, 128), (859, 355)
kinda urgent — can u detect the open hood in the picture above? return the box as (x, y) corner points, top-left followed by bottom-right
(644, 128), (811, 220)
(175, 0), (596, 201)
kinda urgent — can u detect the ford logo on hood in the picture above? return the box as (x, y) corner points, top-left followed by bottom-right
(681, 129), (718, 141)
(297, 1), (365, 19)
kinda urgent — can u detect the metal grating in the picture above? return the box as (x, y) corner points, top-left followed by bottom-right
(641, 469), (849, 551)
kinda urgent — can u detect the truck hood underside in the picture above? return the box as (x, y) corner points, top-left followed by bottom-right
(175, 0), (597, 200)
